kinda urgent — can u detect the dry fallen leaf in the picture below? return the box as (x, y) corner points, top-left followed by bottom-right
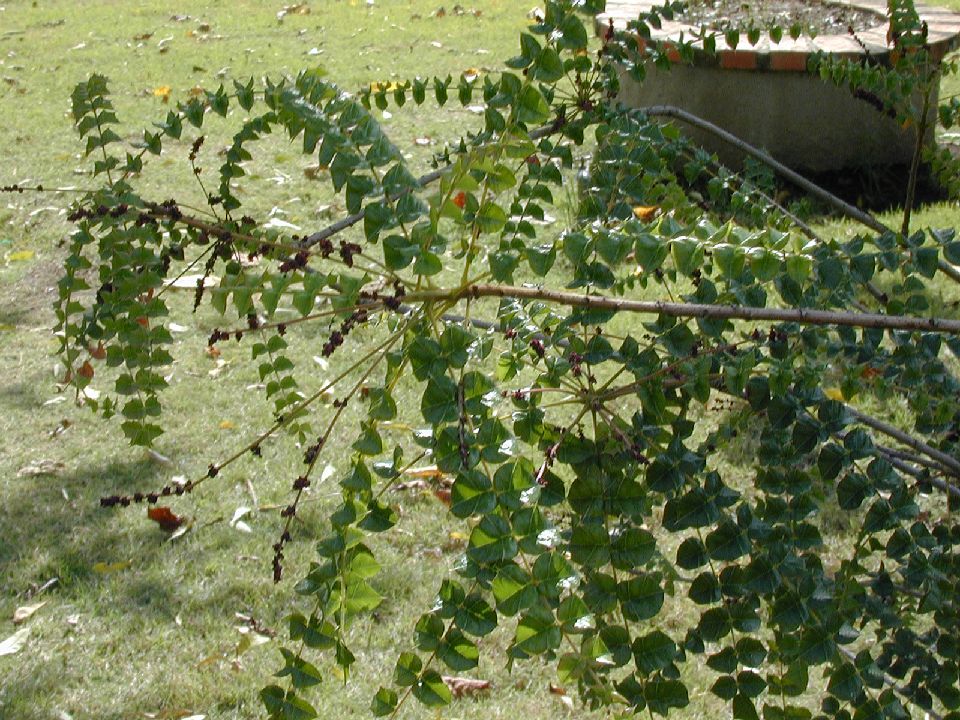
(152, 85), (172, 103)
(229, 506), (252, 533)
(147, 506), (185, 532)
(13, 601), (47, 625)
(405, 465), (447, 479)
(0, 628), (29, 656)
(277, 3), (310, 21)
(146, 448), (173, 465)
(17, 459), (65, 478)
(392, 479), (429, 492)
(442, 676), (491, 698)
(219, 420), (236, 430)
(7, 249), (34, 262)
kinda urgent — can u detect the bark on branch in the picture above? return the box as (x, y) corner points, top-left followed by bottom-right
(403, 284), (960, 334)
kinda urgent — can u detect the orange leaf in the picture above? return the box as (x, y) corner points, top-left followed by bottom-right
(632, 205), (659, 222)
(77, 361), (95, 379)
(88, 342), (107, 360)
(861, 366), (882, 379)
(452, 191), (467, 209)
(147, 506), (184, 532)
(433, 487), (452, 506)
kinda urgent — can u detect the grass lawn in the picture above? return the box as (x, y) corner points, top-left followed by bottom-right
(1, 2), (958, 719)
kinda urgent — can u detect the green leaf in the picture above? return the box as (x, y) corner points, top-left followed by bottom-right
(644, 679), (689, 715)
(455, 593), (498, 636)
(619, 574), (664, 621)
(469, 515), (518, 565)
(733, 693), (760, 720)
(632, 630), (677, 674)
(516, 85), (550, 124)
(276, 648), (323, 688)
(533, 47), (564, 82)
(827, 661), (862, 702)
(510, 608), (561, 657)
(671, 237), (703, 276)
(492, 563), (536, 615)
(421, 375), (459, 425)
(570, 524), (611, 567)
(705, 519), (750, 561)
(817, 443), (846, 481)
(394, 652), (422, 686)
(413, 670), (452, 707)
(260, 686), (317, 720)
(611, 527), (656, 570)
(676, 537), (709, 570)
(371, 687), (398, 716)
(288, 613), (336, 649)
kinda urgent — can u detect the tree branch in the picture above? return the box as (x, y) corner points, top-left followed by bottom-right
(643, 105), (960, 285)
(848, 407), (960, 477)
(404, 284), (960, 334)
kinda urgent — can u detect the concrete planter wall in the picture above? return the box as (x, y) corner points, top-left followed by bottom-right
(597, 0), (960, 172)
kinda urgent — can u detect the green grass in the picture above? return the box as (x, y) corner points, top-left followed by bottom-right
(1, 1), (959, 719)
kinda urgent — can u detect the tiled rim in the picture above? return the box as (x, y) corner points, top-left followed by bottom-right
(597, 0), (960, 70)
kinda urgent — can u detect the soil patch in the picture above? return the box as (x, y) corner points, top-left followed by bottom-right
(676, 0), (883, 35)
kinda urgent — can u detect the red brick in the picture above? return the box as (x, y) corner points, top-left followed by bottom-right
(769, 52), (808, 71)
(719, 51), (757, 70)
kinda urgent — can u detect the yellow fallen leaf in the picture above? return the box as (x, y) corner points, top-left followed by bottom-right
(219, 420), (236, 430)
(93, 560), (132, 574)
(8, 250), (34, 262)
(153, 85), (172, 103)
(824, 387), (845, 402)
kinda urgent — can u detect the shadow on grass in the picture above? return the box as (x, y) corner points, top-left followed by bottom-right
(1, 456), (167, 590)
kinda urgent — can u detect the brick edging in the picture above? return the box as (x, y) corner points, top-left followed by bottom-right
(597, 0), (960, 70)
